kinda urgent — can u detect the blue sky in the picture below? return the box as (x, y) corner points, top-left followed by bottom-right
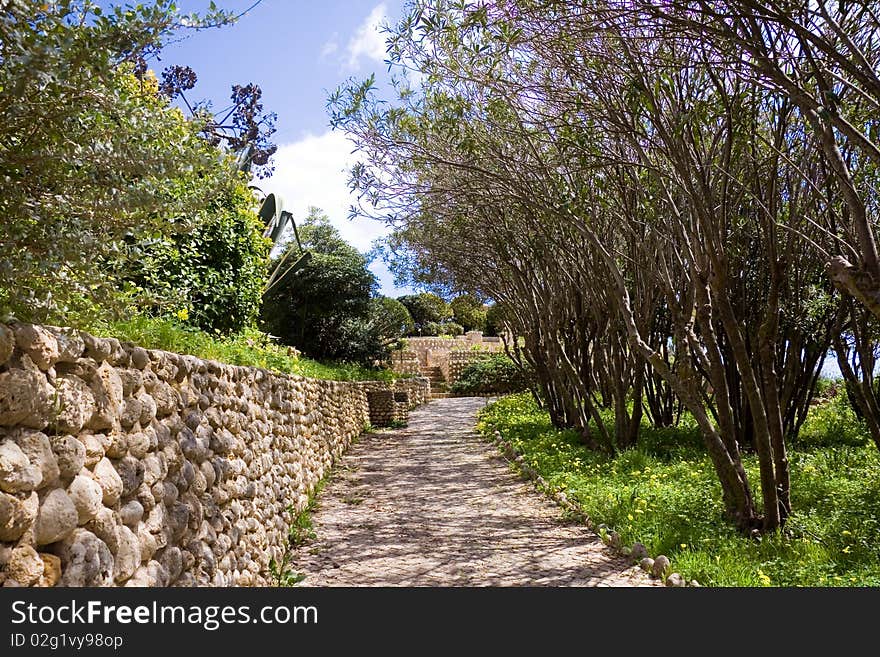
(159, 0), (412, 296)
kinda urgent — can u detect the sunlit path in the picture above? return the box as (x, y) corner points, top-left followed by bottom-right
(287, 397), (656, 587)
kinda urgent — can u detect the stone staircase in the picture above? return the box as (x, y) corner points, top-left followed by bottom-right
(420, 365), (453, 399)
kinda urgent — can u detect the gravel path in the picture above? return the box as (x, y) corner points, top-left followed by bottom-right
(287, 397), (657, 586)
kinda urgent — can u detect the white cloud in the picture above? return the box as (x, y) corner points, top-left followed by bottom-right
(346, 3), (388, 70)
(260, 131), (413, 296)
(320, 35), (339, 59)
(262, 131), (382, 252)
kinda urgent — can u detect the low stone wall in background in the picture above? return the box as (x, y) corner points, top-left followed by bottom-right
(0, 323), (427, 587)
(389, 350), (420, 377)
(390, 333), (505, 385)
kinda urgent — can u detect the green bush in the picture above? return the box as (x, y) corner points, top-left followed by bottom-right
(126, 181), (270, 335)
(441, 321), (464, 336)
(451, 353), (532, 394)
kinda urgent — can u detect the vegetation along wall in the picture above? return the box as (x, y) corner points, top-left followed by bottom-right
(0, 323), (427, 587)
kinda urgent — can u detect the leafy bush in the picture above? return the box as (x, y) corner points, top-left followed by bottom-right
(126, 181), (270, 335)
(441, 321), (464, 336)
(451, 354), (532, 394)
(0, 2), (241, 326)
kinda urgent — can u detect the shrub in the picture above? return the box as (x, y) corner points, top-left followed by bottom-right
(441, 321), (464, 336)
(451, 353), (532, 394)
(423, 321), (445, 336)
(126, 180), (270, 335)
(397, 293), (451, 334)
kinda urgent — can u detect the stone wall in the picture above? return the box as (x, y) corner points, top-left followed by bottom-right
(390, 333), (505, 384)
(395, 377), (429, 408)
(0, 323), (426, 587)
(389, 350), (420, 377)
(360, 378), (429, 411)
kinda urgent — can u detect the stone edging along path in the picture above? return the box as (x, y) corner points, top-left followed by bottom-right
(490, 423), (699, 588)
(287, 397), (660, 586)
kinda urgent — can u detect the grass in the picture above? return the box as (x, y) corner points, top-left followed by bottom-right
(81, 315), (396, 382)
(477, 391), (880, 586)
(268, 477), (328, 586)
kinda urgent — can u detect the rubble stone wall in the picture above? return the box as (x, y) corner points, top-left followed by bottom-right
(0, 323), (425, 587)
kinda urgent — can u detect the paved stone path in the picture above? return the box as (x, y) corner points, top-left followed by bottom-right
(287, 397), (657, 586)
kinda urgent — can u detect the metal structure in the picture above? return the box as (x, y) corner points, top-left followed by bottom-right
(257, 192), (313, 295)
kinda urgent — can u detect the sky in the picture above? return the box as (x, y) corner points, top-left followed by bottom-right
(158, 0), (412, 296)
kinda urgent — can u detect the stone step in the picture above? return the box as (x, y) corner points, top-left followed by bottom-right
(430, 392), (454, 399)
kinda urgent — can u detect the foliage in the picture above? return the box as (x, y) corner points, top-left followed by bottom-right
(125, 179), (270, 335)
(451, 354), (532, 395)
(484, 303), (507, 337)
(397, 293), (452, 334)
(478, 393), (880, 586)
(0, 0), (244, 326)
(88, 315), (394, 382)
(369, 296), (415, 346)
(269, 475), (328, 586)
(450, 294), (487, 332)
(260, 210), (390, 365)
(268, 555), (306, 587)
(423, 321), (444, 336)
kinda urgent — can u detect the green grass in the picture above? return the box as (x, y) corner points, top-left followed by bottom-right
(268, 476), (329, 586)
(477, 392), (880, 587)
(82, 315), (396, 382)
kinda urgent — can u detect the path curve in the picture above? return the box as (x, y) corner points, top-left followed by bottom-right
(287, 397), (657, 586)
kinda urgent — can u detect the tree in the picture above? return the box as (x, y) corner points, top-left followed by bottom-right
(397, 293), (451, 334)
(484, 303), (508, 337)
(329, 0), (856, 533)
(369, 296), (415, 346)
(450, 294), (487, 332)
(628, 1), (880, 321)
(259, 210), (384, 363)
(0, 0), (267, 327)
